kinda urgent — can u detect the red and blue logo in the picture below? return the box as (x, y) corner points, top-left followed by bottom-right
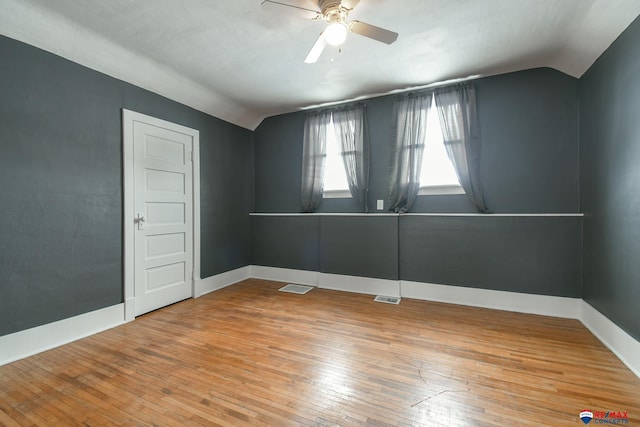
(579, 409), (629, 424)
(580, 410), (594, 424)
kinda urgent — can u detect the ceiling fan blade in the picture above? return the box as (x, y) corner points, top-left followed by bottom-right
(349, 20), (398, 44)
(304, 33), (327, 63)
(261, 0), (320, 20)
(341, 0), (360, 10)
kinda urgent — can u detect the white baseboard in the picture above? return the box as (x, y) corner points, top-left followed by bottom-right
(248, 267), (401, 297)
(401, 280), (582, 319)
(250, 265), (319, 287)
(579, 301), (640, 378)
(247, 267), (579, 317)
(4, 267), (639, 380)
(0, 304), (125, 366)
(194, 266), (251, 297)
(124, 297), (135, 322)
(319, 273), (400, 297)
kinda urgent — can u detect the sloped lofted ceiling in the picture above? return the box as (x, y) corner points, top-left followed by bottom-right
(1, 0), (639, 129)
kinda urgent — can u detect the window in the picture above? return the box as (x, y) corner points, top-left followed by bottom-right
(323, 116), (350, 198)
(418, 97), (465, 195)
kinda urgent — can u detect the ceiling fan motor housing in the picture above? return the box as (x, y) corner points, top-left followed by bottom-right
(319, 0), (349, 23)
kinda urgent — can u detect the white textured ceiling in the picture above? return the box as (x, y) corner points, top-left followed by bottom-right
(1, 0), (639, 129)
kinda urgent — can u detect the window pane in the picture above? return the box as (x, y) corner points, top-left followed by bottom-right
(323, 118), (350, 192)
(420, 98), (461, 187)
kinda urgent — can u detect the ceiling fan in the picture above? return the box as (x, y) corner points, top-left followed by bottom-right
(262, 0), (399, 63)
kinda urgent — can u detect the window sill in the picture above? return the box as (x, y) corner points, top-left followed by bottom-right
(323, 189), (351, 199)
(418, 185), (465, 196)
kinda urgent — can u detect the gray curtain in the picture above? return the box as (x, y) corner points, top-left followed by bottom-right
(434, 84), (489, 213)
(333, 106), (370, 212)
(301, 111), (332, 212)
(388, 93), (432, 212)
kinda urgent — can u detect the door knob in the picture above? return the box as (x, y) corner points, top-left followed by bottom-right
(135, 213), (146, 230)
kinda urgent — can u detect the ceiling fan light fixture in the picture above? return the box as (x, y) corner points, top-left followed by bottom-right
(324, 22), (348, 46)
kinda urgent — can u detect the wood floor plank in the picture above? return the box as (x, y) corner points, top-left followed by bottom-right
(1, 278), (639, 426)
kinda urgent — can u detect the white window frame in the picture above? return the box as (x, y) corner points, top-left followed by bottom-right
(323, 188), (352, 198)
(418, 184), (465, 196)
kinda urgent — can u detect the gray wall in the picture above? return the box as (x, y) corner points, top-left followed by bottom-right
(475, 70), (579, 214)
(254, 68), (579, 214)
(251, 216), (320, 272)
(251, 215), (399, 279)
(320, 216), (398, 280)
(579, 16), (640, 340)
(399, 216), (581, 296)
(252, 68), (582, 295)
(0, 36), (253, 336)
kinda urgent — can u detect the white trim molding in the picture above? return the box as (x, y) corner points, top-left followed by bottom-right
(401, 280), (581, 319)
(580, 301), (640, 378)
(0, 304), (125, 366)
(319, 273), (400, 297)
(400, 213), (584, 217)
(250, 265), (319, 287)
(250, 212), (584, 217)
(249, 213), (398, 217)
(194, 266), (251, 297)
(248, 266), (581, 319)
(249, 266), (400, 297)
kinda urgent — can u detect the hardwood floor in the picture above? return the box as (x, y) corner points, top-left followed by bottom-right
(1, 279), (639, 426)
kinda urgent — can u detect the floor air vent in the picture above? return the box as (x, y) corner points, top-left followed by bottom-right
(278, 284), (314, 294)
(374, 295), (401, 304)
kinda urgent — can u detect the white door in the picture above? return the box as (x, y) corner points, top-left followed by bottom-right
(132, 118), (194, 316)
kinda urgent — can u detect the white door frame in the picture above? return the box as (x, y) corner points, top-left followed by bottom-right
(122, 109), (201, 322)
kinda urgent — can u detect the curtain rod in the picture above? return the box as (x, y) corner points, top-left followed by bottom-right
(300, 74), (482, 112)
